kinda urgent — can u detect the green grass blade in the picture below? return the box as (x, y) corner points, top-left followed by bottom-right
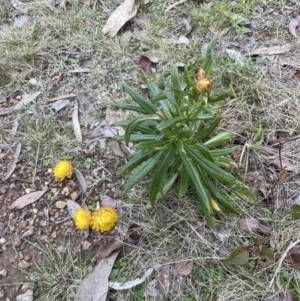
(115, 103), (147, 113)
(124, 83), (157, 114)
(149, 151), (173, 206)
(203, 36), (217, 74)
(121, 152), (163, 195)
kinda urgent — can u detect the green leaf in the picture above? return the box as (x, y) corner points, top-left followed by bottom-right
(122, 151), (164, 195)
(208, 90), (231, 103)
(209, 147), (236, 157)
(203, 36), (217, 74)
(179, 164), (189, 198)
(136, 139), (170, 150)
(149, 151), (174, 206)
(220, 246), (249, 266)
(125, 115), (160, 145)
(124, 83), (157, 114)
(161, 172), (179, 195)
(232, 181), (255, 203)
(171, 65), (182, 107)
(148, 82), (161, 98)
(115, 103), (147, 114)
(291, 204), (300, 220)
(120, 149), (149, 174)
(198, 118), (220, 140)
(204, 132), (233, 148)
(115, 134), (159, 143)
(185, 145), (236, 185)
(179, 153), (215, 226)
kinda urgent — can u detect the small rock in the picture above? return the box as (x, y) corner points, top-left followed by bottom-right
(16, 289), (33, 301)
(0, 269), (7, 277)
(14, 238), (22, 247)
(61, 187), (70, 196)
(70, 191), (78, 200)
(39, 220), (47, 227)
(0, 238), (6, 244)
(51, 231), (57, 239)
(22, 229), (33, 238)
(82, 240), (92, 250)
(18, 260), (31, 270)
(55, 201), (67, 209)
(0, 290), (5, 299)
(21, 284), (30, 292)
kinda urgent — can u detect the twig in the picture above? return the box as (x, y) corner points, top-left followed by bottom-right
(268, 237), (300, 290)
(46, 94), (76, 102)
(165, 0), (187, 12)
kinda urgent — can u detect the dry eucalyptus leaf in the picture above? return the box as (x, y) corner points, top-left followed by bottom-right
(2, 142), (21, 181)
(140, 55), (152, 74)
(9, 190), (47, 210)
(102, 0), (137, 38)
(175, 260), (193, 276)
(73, 101), (82, 143)
(220, 246), (249, 266)
(289, 16), (300, 38)
(158, 264), (170, 295)
(15, 91), (41, 109)
(51, 99), (70, 112)
(109, 266), (155, 290)
(74, 168), (87, 192)
(249, 44), (294, 56)
(74, 251), (119, 301)
(0, 107), (16, 116)
(101, 195), (117, 208)
(67, 199), (81, 218)
(97, 237), (123, 262)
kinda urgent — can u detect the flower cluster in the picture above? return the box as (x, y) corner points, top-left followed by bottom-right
(74, 206), (118, 233)
(53, 160), (73, 181)
(196, 68), (212, 94)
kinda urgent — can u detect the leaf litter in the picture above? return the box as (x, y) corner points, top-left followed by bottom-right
(73, 101), (82, 143)
(9, 189), (48, 210)
(2, 142), (21, 181)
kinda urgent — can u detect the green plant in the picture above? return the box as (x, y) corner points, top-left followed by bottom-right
(115, 37), (254, 225)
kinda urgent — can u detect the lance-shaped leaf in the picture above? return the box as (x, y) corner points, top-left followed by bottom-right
(220, 246), (249, 266)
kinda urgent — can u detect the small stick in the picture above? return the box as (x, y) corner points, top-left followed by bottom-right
(46, 94), (76, 102)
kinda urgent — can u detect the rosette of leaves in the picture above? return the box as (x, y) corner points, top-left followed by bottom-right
(115, 38), (254, 225)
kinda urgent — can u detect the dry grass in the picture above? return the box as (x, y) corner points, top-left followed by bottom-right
(1, 0), (300, 300)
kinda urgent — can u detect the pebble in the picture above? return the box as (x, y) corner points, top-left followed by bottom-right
(0, 269), (7, 277)
(21, 284), (30, 292)
(55, 201), (67, 209)
(0, 238), (6, 244)
(82, 240), (92, 250)
(22, 229), (33, 238)
(16, 289), (33, 301)
(18, 260), (31, 270)
(0, 290), (4, 300)
(51, 231), (57, 239)
(39, 220), (47, 227)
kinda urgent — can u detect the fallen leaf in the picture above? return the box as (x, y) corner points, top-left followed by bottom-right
(109, 266), (155, 290)
(69, 67), (90, 73)
(2, 143), (22, 181)
(289, 16), (300, 38)
(249, 44), (294, 56)
(165, 0), (187, 12)
(293, 71), (300, 79)
(140, 55), (152, 74)
(15, 91), (41, 109)
(175, 260), (193, 276)
(220, 245), (249, 266)
(74, 168), (87, 192)
(73, 101), (82, 143)
(158, 265), (170, 295)
(102, 0), (137, 38)
(238, 218), (259, 233)
(74, 251), (119, 301)
(291, 204), (300, 220)
(51, 99), (70, 112)
(270, 158), (297, 171)
(226, 49), (245, 66)
(55, 74), (64, 86)
(0, 107), (16, 116)
(11, 119), (19, 137)
(97, 237), (123, 262)
(278, 168), (287, 185)
(258, 247), (273, 267)
(67, 199), (81, 218)
(9, 190), (47, 209)
(287, 243), (300, 268)
(101, 195), (117, 208)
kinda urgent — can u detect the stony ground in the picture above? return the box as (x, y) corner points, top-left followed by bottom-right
(1, 0), (300, 300)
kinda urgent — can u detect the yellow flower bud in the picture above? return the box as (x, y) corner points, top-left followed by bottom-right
(210, 198), (221, 212)
(90, 206), (118, 233)
(196, 78), (212, 94)
(53, 160), (73, 181)
(74, 208), (91, 230)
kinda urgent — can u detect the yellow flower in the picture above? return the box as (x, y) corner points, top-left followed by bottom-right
(74, 208), (91, 230)
(90, 206), (118, 233)
(53, 160), (73, 181)
(196, 78), (212, 94)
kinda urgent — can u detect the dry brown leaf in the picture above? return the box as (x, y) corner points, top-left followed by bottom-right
(67, 199), (81, 218)
(74, 168), (87, 192)
(289, 16), (300, 38)
(9, 190), (47, 209)
(72, 101), (82, 143)
(238, 218), (259, 233)
(2, 142), (22, 181)
(249, 44), (294, 56)
(175, 260), (193, 276)
(287, 243), (300, 268)
(278, 168), (287, 185)
(74, 251), (119, 301)
(97, 237), (123, 262)
(140, 55), (152, 74)
(14, 91), (41, 109)
(102, 0), (137, 38)
(55, 74), (64, 86)
(270, 158), (297, 171)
